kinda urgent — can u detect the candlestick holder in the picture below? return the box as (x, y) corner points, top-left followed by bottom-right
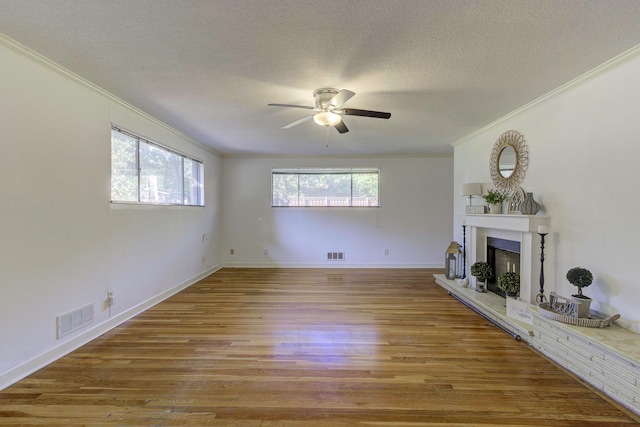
(461, 224), (467, 279)
(536, 232), (548, 303)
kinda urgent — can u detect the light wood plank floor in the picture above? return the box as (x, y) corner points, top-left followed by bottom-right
(1, 268), (638, 426)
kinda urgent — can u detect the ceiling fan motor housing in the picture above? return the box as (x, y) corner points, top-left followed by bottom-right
(313, 88), (340, 110)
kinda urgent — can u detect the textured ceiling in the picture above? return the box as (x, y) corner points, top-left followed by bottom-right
(2, 0), (640, 156)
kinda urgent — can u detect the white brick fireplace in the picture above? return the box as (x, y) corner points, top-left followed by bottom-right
(465, 214), (550, 304)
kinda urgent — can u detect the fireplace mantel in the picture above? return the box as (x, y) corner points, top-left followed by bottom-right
(464, 214), (550, 304)
(465, 214), (549, 233)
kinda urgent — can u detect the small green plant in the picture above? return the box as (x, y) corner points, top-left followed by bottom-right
(566, 267), (593, 299)
(482, 188), (508, 205)
(497, 272), (520, 294)
(470, 262), (493, 281)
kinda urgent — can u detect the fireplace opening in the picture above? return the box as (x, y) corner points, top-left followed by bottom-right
(486, 237), (521, 297)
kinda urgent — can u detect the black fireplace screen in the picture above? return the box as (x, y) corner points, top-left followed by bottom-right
(486, 237), (521, 297)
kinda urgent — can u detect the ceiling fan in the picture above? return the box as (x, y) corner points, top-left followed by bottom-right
(268, 88), (391, 134)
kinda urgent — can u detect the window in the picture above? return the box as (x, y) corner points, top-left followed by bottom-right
(111, 126), (204, 206)
(272, 168), (379, 207)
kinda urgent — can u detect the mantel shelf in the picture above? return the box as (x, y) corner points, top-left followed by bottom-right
(464, 214), (549, 233)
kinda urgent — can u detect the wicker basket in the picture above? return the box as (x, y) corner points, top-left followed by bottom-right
(537, 302), (620, 328)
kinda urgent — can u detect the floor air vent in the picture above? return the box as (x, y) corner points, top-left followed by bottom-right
(57, 303), (94, 339)
(327, 252), (345, 260)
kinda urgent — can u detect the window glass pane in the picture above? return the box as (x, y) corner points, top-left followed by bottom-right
(184, 158), (204, 206)
(110, 129), (138, 202)
(272, 173), (298, 206)
(352, 173), (379, 206)
(300, 173), (350, 206)
(183, 158), (191, 204)
(139, 141), (182, 204)
(111, 126), (204, 206)
(271, 169), (379, 207)
(196, 162), (204, 206)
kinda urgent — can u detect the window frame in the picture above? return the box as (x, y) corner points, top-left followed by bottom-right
(110, 125), (204, 206)
(271, 168), (380, 208)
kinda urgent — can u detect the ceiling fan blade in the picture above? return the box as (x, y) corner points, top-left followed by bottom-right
(329, 89), (356, 109)
(335, 108), (391, 119)
(268, 103), (315, 110)
(334, 120), (349, 134)
(282, 114), (314, 129)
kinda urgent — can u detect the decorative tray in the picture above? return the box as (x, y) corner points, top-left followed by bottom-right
(537, 302), (620, 328)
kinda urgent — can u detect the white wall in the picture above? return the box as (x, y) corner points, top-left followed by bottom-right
(0, 38), (222, 387)
(221, 156), (453, 267)
(453, 47), (640, 333)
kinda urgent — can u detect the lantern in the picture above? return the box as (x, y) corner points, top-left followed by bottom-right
(445, 241), (462, 280)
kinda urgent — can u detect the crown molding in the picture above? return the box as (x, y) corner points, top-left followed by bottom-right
(221, 152), (453, 159)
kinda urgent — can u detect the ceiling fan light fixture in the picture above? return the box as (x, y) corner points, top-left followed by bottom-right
(313, 111), (342, 127)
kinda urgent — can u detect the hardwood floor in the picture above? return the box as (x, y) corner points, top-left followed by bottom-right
(1, 268), (638, 426)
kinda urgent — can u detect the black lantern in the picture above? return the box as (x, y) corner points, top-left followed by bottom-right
(445, 241), (462, 280)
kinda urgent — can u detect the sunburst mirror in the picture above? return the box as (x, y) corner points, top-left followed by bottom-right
(489, 130), (528, 193)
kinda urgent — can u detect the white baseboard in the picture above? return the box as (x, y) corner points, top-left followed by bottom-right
(0, 264), (221, 391)
(222, 261), (442, 269)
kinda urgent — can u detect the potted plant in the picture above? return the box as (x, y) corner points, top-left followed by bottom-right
(470, 261), (492, 293)
(566, 267), (593, 317)
(497, 271), (520, 297)
(483, 188), (508, 214)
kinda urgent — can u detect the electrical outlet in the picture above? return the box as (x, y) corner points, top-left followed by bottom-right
(107, 291), (115, 306)
(264, 249), (269, 255)
(230, 248), (235, 255)
(384, 249), (389, 256)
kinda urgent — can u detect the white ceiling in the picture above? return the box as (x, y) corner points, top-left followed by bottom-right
(2, 0), (640, 156)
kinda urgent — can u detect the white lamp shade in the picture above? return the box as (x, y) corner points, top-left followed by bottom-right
(460, 183), (482, 197)
(313, 111), (342, 127)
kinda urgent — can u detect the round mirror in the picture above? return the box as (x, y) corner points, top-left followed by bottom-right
(498, 146), (516, 178)
(489, 130), (528, 192)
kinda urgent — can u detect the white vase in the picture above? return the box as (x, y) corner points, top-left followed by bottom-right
(489, 203), (502, 214)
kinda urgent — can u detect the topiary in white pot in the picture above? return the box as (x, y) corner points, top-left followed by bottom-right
(566, 267), (593, 318)
(470, 261), (492, 293)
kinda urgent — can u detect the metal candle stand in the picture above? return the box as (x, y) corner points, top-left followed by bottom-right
(462, 224), (467, 279)
(536, 231), (548, 303)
